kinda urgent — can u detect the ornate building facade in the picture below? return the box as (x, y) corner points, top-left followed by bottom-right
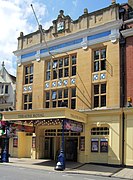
(2, 1), (133, 166)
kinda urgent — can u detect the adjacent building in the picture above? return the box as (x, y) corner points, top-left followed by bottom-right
(2, 1), (133, 166)
(0, 62), (16, 111)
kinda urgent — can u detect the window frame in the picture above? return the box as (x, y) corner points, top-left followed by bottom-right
(93, 48), (106, 72)
(24, 64), (33, 84)
(93, 83), (106, 108)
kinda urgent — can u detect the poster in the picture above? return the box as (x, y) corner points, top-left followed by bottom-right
(91, 138), (99, 152)
(13, 137), (18, 148)
(80, 137), (85, 151)
(100, 138), (108, 152)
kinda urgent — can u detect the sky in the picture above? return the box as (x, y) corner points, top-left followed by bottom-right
(0, 0), (128, 76)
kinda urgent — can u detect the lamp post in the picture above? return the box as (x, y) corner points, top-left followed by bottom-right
(1, 122), (10, 163)
(55, 102), (66, 170)
(55, 119), (65, 170)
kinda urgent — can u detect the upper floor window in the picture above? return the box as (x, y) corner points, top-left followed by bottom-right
(5, 85), (9, 94)
(23, 93), (32, 110)
(24, 64), (33, 84)
(93, 83), (106, 108)
(93, 48), (106, 72)
(0, 84), (9, 94)
(45, 54), (77, 81)
(45, 87), (76, 109)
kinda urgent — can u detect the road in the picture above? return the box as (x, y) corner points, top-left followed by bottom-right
(0, 165), (123, 180)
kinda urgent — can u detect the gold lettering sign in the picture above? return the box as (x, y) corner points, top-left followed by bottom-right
(18, 113), (45, 119)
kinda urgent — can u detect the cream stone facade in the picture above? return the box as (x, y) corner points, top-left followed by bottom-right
(2, 2), (133, 166)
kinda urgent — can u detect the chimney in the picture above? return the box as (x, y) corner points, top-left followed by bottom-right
(128, 0), (133, 8)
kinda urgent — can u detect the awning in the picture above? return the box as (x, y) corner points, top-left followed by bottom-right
(2, 108), (87, 124)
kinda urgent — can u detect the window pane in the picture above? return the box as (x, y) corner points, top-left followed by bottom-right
(58, 90), (62, 99)
(53, 60), (58, 69)
(94, 85), (99, 94)
(46, 102), (49, 108)
(5, 85), (8, 94)
(53, 70), (57, 79)
(29, 75), (33, 83)
(46, 92), (50, 100)
(52, 91), (57, 100)
(101, 84), (106, 94)
(72, 66), (76, 76)
(24, 104), (27, 110)
(58, 100), (62, 107)
(94, 96), (99, 108)
(29, 65), (33, 74)
(29, 94), (32, 102)
(25, 76), (28, 84)
(101, 49), (106, 59)
(72, 55), (76, 65)
(64, 100), (68, 107)
(94, 50), (99, 60)
(59, 59), (63, 67)
(71, 99), (76, 109)
(28, 103), (32, 109)
(64, 68), (69, 77)
(59, 69), (63, 78)
(64, 57), (69, 66)
(101, 95), (106, 107)
(46, 72), (50, 80)
(64, 89), (68, 98)
(94, 61), (99, 72)
(47, 61), (51, 70)
(24, 95), (28, 103)
(72, 88), (76, 97)
(52, 101), (56, 108)
(101, 59), (106, 71)
(25, 67), (28, 75)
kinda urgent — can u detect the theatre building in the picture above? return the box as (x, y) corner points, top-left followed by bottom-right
(2, 2), (133, 166)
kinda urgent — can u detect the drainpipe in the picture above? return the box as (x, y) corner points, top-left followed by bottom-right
(119, 30), (126, 166)
(122, 111), (125, 167)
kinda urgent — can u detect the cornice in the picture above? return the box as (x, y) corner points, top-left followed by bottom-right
(14, 20), (122, 57)
(121, 28), (133, 37)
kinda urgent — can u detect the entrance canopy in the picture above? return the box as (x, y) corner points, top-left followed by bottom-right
(2, 108), (87, 124)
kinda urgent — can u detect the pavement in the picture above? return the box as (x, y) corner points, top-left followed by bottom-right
(0, 157), (133, 179)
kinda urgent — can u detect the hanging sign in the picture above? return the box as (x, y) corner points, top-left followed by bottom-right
(64, 119), (83, 132)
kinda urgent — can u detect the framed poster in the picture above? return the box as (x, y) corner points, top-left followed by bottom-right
(13, 137), (18, 148)
(80, 137), (85, 151)
(100, 138), (108, 153)
(91, 138), (99, 152)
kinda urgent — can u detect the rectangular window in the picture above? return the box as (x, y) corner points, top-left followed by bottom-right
(45, 54), (76, 80)
(5, 85), (8, 94)
(44, 87), (76, 109)
(93, 48), (106, 72)
(93, 84), (106, 108)
(24, 64), (33, 84)
(23, 93), (32, 110)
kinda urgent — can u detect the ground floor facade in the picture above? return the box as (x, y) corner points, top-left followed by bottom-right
(2, 107), (133, 166)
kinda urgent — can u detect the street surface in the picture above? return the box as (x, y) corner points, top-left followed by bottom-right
(0, 165), (123, 180)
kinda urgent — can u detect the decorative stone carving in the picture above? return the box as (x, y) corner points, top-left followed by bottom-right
(109, 29), (120, 43)
(35, 50), (41, 62)
(81, 37), (88, 50)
